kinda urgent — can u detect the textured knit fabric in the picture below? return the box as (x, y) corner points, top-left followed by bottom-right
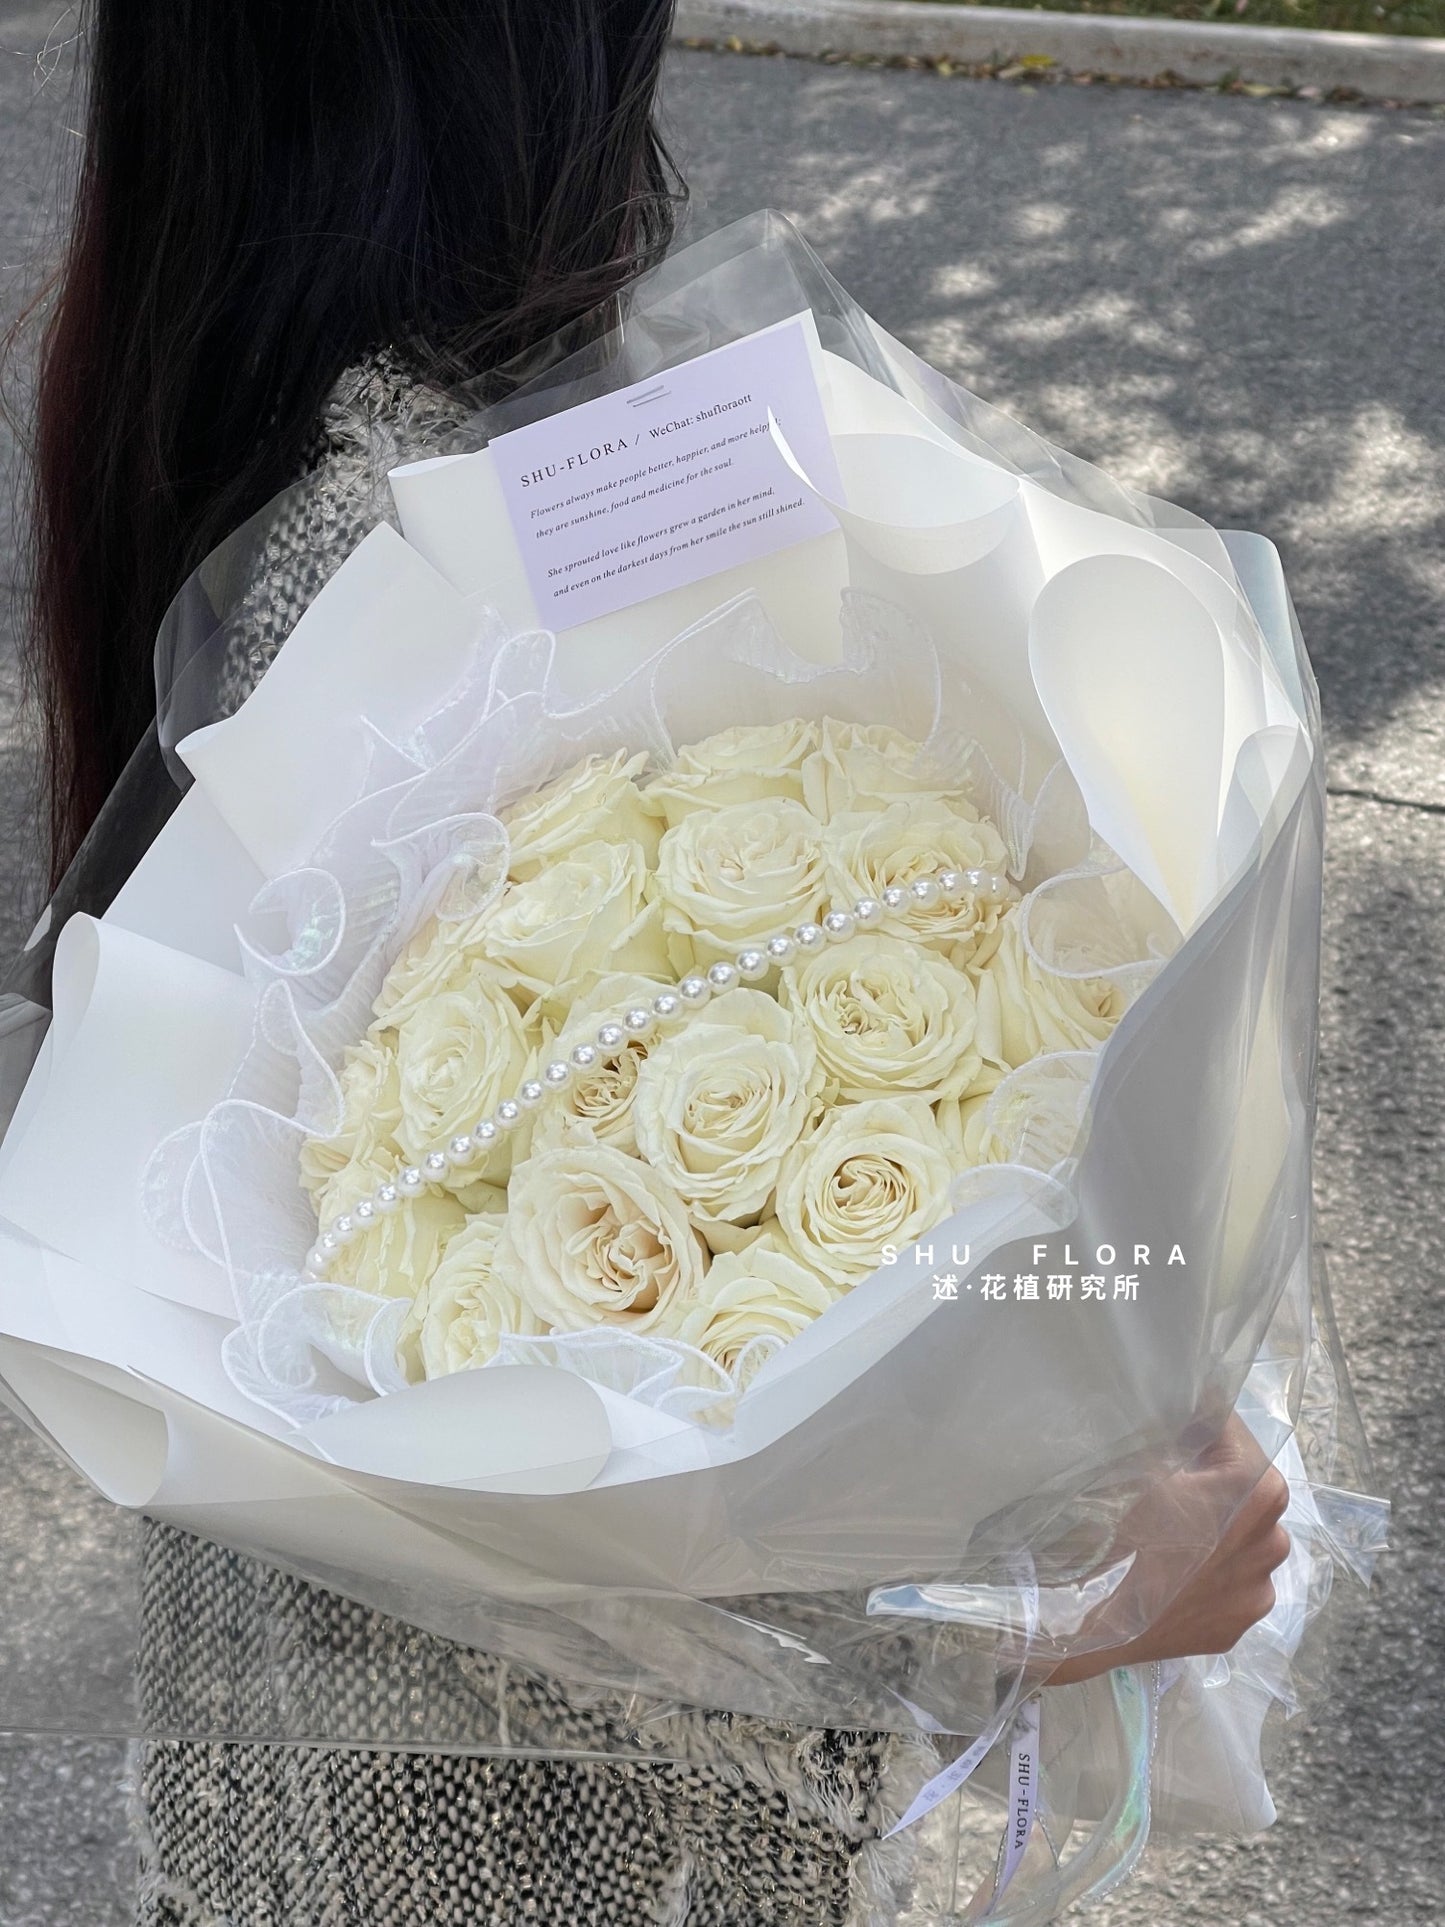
(134, 1534), (903, 1927)
(133, 355), (920, 1927)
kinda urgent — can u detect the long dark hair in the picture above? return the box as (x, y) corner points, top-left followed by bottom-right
(23, 0), (681, 886)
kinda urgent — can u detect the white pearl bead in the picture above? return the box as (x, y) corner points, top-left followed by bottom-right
(375, 1183), (401, 1216)
(319, 1230), (340, 1255)
(423, 1150), (449, 1179)
(332, 1214), (356, 1243)
(397, 1168), (424, 1198)
(353, 1198), (376, 1227)
(736, 948), (768, 982)
(822, 909), (855, 943)
(570, 1042), (599, 1072)
(678, 975), (711, 1007)
(596, 1022), (626, 1052)
(936, 869), (965, 903)
(910, 875), (941, 909)
(304, 1246), (326, 1275)
(766, 933), (796, 966)
(652, 992), (682, 1025)
(494, 1100), (522, 1131)
(794, 922), (824, 952)
(986, 872), (1009, 898)
(962, 868), (990, 893)
(623, 1005), (655, 1038)
(471, 1119), (499, 1150)
(882, 885), (909, 913)
(448, 1134), (476, 1166)
(518, 1079), (546, 1110)
(706, 960), (738, 992)
(543, 1059), (573, 1090)
(853, 897), (884, 929)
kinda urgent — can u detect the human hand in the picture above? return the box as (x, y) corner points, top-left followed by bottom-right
(1044, 1414), (1290, 1688)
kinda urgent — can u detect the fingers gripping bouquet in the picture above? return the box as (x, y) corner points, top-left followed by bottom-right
(0, 215), (1384, 1917)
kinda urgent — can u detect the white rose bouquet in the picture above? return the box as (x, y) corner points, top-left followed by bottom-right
(299, 722), (1068, 1408)
(0, 212), (1383, 1915)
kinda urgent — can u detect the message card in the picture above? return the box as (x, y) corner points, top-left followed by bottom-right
(490, 315), (844, 630)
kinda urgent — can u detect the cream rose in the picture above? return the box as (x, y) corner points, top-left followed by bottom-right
(529, 972), (673, 1157)
(392, 969), (535, 1168)
(370, 904), (499, 1029)
(314, 1144), (396, 1231)
(801, 720), (954, 822)
(936, 1055), (1091, 1172)
(782, 932), (984, 1103)
(676, 1231), (838, 1384)
(934, 1092), (992, 1166)
(497, 1144), (706, 1333)
(500, 749), (661, 879)
(299, 1037), (404, 1202)
(478, 838), (668, 1015)
(321, 1156), (466, 1302)
(653, 799), (831, 969)
(402, 1215), (543, 1377)
(632, 988), (823, 1245)
(644, 720), (820, 826)
(975, 910), (1131, 1068)
(775, 1096), (956, 1285)
(826, 799), (1015, 970)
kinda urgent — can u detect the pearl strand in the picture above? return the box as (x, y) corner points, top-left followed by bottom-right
(302, 864), (1010, 1279)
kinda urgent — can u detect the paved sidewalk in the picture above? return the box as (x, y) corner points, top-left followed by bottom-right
(1, 18), (1442, 1923)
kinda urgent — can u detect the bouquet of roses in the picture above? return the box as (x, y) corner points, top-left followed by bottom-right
(0, 212), (1384, 1919)
(298, 720), (1126, 1418)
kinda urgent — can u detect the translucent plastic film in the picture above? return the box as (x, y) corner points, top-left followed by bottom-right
(0, 213), (1385, 1913)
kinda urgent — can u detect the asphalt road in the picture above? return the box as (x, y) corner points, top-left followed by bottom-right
(1, 9), (1443, 1923)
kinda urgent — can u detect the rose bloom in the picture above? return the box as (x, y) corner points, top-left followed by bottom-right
(391, 968), (535, 1171)
(497, 1144), (706, 1334)
(632, 988), (823, 1246)
(299, 1037), (404, 1203)
(499, 749), (661, 879)
(676, 1230), (838, 1385)
(314, 1144), (397, 1233)
(801, 720), (955, 822)
(775, 1096), (956, 1285)
(936, 1053), (1093, 1173)
(530, 971), (674, 1157)
(370, 902), (498, 1029)
(826, 798), (1015, 970)
(644, 720), (820, 827)
(653, 798), (831, 970)
(781, 932), (984, 1103)
(975, 910), (1132, 1068)
(401, 1215), (543, 1378)
(478, 837), (668, 1016)
(320, 1152), (466, 1301)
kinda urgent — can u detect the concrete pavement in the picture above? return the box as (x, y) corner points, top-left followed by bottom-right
(0, 15), (1442, 1923)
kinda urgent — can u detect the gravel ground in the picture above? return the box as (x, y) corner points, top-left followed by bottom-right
(0, 12), (1441, 1923)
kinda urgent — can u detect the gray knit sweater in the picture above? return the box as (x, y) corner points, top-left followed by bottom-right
(133, 355), (924, 1927)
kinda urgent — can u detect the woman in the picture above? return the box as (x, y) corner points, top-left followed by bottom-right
(14, 4), (1289, 1920)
